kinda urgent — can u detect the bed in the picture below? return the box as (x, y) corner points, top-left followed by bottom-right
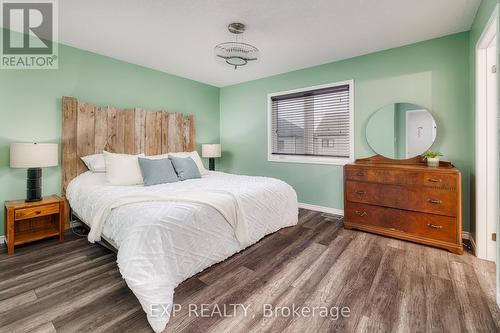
(61, 97), (298, 332)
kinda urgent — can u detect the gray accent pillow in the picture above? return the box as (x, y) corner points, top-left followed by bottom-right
(138, 157), (179, 186)
(169, 156), (202, 181)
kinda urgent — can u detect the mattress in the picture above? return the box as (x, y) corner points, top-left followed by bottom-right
(66, 171), (298, 332)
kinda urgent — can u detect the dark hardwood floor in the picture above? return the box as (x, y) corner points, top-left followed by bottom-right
(0, 209), (498, 332)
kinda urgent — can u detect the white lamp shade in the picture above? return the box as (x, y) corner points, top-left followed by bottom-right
(202, 144), (221, 158)
(10, 143), (59, 168)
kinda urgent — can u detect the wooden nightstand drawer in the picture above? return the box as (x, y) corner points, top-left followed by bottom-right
(15, 203), (60, 221)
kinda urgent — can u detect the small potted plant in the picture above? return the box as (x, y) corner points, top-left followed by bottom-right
(422, 150), (443, 167)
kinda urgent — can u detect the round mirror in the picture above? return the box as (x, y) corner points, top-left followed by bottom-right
(366, 103), (437, 160)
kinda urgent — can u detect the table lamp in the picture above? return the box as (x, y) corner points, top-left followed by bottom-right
(201, 144), (221, 171)
(10, 143), (59, 202)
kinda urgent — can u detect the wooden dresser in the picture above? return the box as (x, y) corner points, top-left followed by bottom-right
(344, 156), (462, 254)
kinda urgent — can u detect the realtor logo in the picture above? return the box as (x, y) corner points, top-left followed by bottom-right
(1, 0), (58, 69)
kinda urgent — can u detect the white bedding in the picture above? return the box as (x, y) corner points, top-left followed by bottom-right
(86, 189), (250, 244)
(66, 171), (298, 332)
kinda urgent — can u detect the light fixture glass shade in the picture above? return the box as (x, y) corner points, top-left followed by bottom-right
(215, 42), (259, 69)
(10, 143), (58, 168)
(202, 144), (222, 158)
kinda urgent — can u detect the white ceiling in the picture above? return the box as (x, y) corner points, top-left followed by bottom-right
(57, 0), (480, 87)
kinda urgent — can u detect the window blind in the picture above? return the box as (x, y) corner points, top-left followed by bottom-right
(270, 84), (351, 158)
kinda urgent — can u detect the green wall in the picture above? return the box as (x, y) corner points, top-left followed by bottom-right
(0, 30), (220, 235)
(220, 32), (472, 230)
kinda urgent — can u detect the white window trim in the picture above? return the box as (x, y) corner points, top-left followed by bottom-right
(267, 80), (355, 166)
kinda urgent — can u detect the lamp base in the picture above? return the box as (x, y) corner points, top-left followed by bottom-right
(209, 158), (215, 171)
(26, 168), (42, 202)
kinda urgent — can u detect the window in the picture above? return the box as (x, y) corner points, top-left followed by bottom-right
(277, 140), (285, 151)
(268, 80), (354, 165)
(322, 138), (334, 148)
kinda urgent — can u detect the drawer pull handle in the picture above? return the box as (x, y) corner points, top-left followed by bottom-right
(427, 223), (443, 229)
(428, 199), (443, 204)
(356, 172), (365, 176)
(35, 210), (42, 215)
(355, 210), (367, 217)
(427, 178), (443, 183)
(355, 190), (366, 195)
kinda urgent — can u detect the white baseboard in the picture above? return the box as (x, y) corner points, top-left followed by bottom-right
(298, 202), (344, 216)
(0, 237), (4, 246)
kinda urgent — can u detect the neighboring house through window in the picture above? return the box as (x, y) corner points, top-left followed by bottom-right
(322, 138), (334, 148)
(268, 80), (354, 165)
(277, 140), (285, 151)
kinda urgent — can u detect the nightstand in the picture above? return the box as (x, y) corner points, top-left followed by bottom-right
(4, 195), (64, 255)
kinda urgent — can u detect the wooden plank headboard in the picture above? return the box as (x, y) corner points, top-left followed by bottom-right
(61, 96), (195, 195)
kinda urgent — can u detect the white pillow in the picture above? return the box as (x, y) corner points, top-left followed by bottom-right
(81, 153), (105, 172)
(168, 151), (208, 175)
(103, 151), (144, 185)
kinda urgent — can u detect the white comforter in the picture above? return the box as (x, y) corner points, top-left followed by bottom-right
(66, 171), (298, 332)
(86, 189), (250, 244)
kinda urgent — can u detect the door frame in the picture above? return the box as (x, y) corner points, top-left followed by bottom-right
(475, 4), (499, 262)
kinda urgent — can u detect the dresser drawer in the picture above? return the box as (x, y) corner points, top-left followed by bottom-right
(345, 167), (457, 190)
(15, 203), (60, 221)
(345, 202), (457, 243)
(346, 180), (457, 217)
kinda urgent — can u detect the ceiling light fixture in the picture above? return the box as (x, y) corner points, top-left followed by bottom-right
(215, 22), (259, 70)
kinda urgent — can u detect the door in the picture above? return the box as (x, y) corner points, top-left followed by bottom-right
(405, 110), (437, 159)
